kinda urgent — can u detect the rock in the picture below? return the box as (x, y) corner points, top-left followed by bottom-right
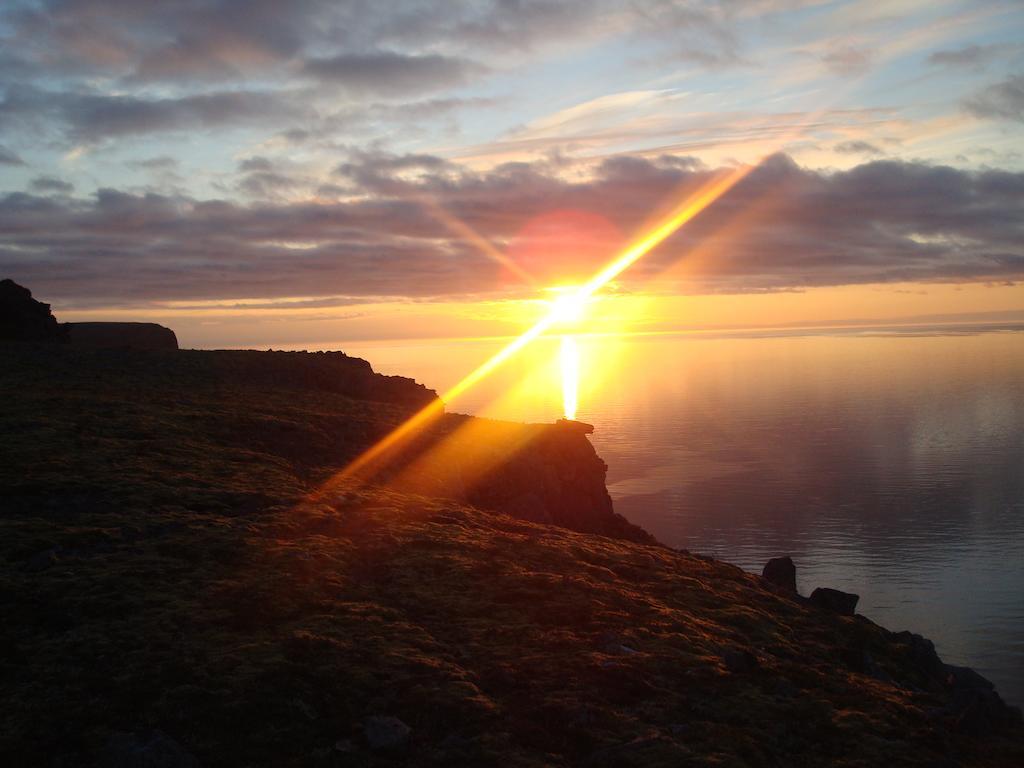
(761, 556), (797, 592)
(722, 649), (759, 673)
(462, 420), (655, 544)
(24, 547), (60, 573)
(892, 631), (946, 680)
(809, 587), (859, 615)
(556, 417), (595, 434)
(946, 664), (995, 692)
(99, 729), (199, 768)
(943, 664), (1022, 737)
(600, 636), (640, 656)
(0, 278), (67, 342)
(363, 715), (411, 751)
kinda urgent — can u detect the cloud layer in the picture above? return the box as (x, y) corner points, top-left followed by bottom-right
(2, 153), (1021, 305)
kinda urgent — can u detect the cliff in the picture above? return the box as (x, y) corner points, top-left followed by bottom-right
(377, 414), (653, 543)
(0, 278), (67, 342)
(0, 343), (635, 539)
(1, 343), (1022, 766)
(0, 278), (178, 349)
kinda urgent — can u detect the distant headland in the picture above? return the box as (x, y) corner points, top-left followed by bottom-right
(1, 277), (178, 349)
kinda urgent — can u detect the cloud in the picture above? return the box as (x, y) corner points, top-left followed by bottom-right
(965, 74), (1024, 122)
(237, 171), (298, 199)
(2, 154), (1022, 307)
(239, 156), (275, 173)
(834, 140), (883, 155)
(0, 85), (299, 144)
(820, 45), (871, 76)
(927, 43), (1004, 69)
(0, 145), (25, 165)
(29, 175), (73, 194)
(131, 155), (179, 171)
(302, 51), (485, 95)
(0, 0), (314, 83)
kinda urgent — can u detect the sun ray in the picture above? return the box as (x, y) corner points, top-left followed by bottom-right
(331, 162), (757, 485)
(414, 193), (539, 288)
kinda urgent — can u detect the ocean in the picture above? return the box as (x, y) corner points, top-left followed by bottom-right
(334, 325), (1024, 705)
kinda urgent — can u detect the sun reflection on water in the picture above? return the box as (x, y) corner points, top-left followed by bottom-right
(560, 335), (580, 420)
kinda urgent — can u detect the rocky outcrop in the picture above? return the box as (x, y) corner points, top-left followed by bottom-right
(0, 279), (178, 350)
(387, 415), (655, 543)
(0, 278), (67, 342)
(759, 557), (1023, 740)
(65, 321), (179, 349)
(468, 419), (653, 543)
(809, 586), (860, 615)
(762, 555), (797, 592)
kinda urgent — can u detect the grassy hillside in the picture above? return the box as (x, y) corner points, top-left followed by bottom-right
(1, 344), (1021, 766)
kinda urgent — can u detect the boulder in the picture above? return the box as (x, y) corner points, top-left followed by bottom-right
(99, 729), (199, 768)
(0, 278), (67, 342)
(364, 715), (411, 751)
(892, 631), (946, 679)
(809, 587), (859, 616)
(762, 556), (797, 592)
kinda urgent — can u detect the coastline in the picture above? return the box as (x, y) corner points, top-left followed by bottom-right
(2, 343), (1022, 766)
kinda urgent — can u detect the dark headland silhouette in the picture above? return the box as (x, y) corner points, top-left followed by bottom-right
(1, 278), (178, 349)
(2, 278), (1022, 766)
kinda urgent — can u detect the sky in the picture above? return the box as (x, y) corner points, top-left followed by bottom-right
(0, 0), (1022, 347)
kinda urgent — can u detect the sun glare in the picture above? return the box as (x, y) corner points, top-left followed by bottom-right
(547, 287), (589, 325)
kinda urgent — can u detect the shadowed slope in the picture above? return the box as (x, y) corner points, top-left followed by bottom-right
(4, 485), (1023, 766)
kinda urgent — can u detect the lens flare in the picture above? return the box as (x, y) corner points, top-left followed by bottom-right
(332, 163), (755, 485)
(550, 290), (588, 325)
(560, 335), (579, 420)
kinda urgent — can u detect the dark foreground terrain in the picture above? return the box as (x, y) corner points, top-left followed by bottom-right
(2, 344), (1022, 767)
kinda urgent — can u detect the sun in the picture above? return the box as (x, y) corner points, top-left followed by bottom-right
(547, 287), (588, 326)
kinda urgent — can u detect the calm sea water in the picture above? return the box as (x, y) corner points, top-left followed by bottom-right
(333, 326), (1024, 704)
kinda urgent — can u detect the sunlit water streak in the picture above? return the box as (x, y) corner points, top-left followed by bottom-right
(322, 326), (1024, 704)
(561, 335), (580, 420)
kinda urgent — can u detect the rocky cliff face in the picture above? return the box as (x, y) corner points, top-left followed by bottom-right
(378, 415), (654, 543)
(1, 279), (179, 350)
(0, 278), (67, 342)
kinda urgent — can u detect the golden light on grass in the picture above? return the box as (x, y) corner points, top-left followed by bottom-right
(332, 161), (756, 484)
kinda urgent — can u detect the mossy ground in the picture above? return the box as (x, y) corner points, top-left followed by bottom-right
(2, 345), (1022, 766)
